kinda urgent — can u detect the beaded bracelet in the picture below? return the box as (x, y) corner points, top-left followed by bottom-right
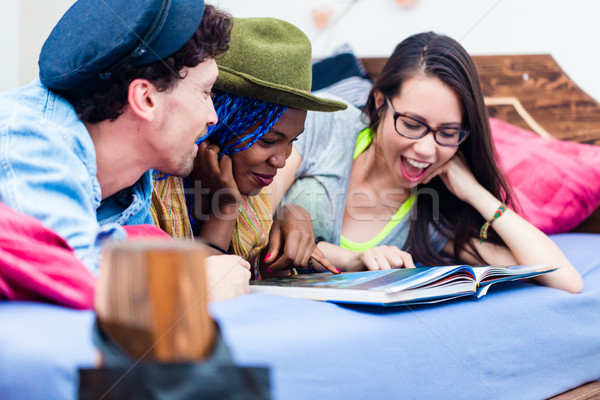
(479, 203), (507, 244)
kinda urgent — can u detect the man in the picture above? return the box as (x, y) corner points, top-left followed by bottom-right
(0, 0), (250, 298)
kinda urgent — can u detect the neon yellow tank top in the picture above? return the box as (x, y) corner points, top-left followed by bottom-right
(339, 128), (415, 252)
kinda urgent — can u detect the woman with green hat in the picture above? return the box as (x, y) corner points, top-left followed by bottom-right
(152, 17), (346, 279)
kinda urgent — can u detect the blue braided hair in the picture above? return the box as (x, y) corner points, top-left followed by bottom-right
(197, 91), (287, 157)
(152, 91), (287, 181)
(184, 91), (286, 235)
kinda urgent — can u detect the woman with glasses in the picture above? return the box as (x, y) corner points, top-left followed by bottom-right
(270, 31), (581, 292)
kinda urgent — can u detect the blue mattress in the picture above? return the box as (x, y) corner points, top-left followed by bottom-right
(1, 233), (599, 400)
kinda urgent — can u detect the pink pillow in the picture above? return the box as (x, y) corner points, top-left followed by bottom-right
(490, 117), (600, 234)
(0, 203), (95, 309)
(123, 224), (173, 239)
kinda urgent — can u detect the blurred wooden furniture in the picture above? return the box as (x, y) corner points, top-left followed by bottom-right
(95, 240), (215, 362)
(548, 381), (600, 400)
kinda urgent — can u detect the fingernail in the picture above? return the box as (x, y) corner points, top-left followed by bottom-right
(264, 253), (271, 262)
(267, 268), (273, 273)
(335, 268), (341, 273)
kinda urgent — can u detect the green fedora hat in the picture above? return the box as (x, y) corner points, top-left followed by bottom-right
(214, 17), (347, 112)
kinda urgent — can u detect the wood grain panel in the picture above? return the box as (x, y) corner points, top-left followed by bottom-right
(548, 381), (600, 400)
(474, 54), (600, 145)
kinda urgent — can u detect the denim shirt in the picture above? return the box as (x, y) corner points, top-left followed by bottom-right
(0, 79), (154, 274)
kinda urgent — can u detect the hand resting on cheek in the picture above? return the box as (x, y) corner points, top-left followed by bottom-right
(423, 152), (481, 202)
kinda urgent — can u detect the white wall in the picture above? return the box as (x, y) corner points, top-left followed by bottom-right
(212, 0), (600, 101)
(0, 1), (21, 91)
(0, 0), (75, 92)
(2, 0), (599, 101)
(19, 0), (76, 87)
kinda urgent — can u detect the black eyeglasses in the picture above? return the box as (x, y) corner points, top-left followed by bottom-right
(385, 97), (469, 147)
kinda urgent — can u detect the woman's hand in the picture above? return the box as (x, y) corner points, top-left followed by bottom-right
(204, 255), (251, 302)
(423, 152), (483, 203)
(308, 242), (414, 273)
(193, 141), (242, 216)
(263, 204), (339, 274)
(428, 155), (582, 294)
(354, 245), (415, 271)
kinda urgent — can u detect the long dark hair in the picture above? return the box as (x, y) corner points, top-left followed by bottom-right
(363, 31), (514, 266)
(67, 5), (232, 123)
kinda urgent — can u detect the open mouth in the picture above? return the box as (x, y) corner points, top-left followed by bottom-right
(401, 156), (431, 182)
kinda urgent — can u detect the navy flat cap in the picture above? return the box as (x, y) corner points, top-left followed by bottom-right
(39, 0), (205, 94)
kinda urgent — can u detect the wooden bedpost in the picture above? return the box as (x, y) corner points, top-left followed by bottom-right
(94, 240), (215, 362)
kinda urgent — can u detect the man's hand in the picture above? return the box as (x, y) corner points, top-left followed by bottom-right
(204, 255), (251, 302)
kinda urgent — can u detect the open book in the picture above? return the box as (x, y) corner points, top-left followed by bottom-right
(249, 265), (558, 306)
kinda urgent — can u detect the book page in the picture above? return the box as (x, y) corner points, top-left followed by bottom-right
(472, 265), (558, 285)
(252, 266), (472, 294)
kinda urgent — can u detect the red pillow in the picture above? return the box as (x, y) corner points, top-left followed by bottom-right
(490, 117), (600, 234)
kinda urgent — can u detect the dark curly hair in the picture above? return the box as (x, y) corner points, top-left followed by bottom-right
(66, 4), (232, 123)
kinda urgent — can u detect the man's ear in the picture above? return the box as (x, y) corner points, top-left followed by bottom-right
(127, 79), (158, 122)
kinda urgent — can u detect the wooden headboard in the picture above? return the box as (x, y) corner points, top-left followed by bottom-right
(360, 54), (600, 233)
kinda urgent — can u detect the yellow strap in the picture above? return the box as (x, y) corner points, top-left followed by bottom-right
(340, 194), (415, 252)
(353, 127), (373, 160)
(340, 127), (416, 252)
